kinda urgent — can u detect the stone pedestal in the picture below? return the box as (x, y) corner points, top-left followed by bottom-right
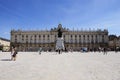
(56, 37), (64, 50)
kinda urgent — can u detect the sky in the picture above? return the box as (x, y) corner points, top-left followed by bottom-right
(0, 0), (120, 39)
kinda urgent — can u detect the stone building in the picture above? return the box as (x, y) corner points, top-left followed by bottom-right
(11, 24), (108, 51)
(109, 36), (120, 51)
(0, 37), (10, 51)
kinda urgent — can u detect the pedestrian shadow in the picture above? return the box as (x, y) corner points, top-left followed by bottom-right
(1, 59), (11, 61)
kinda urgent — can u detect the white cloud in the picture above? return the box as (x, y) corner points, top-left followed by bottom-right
(3, 32), (9, 35)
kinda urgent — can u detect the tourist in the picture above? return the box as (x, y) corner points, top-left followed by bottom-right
(103, 47), (107, 55)
(58, 49), (61, 54)
(11, 47), (14, 60)
(65, 47), (68, 52)
(11, 46), (18, 61)
(98, 47), (101, 53)
(38, 47), (42, 55)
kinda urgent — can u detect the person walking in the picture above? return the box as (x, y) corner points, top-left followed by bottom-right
(58, 49), (61, 54)
(38, 47), (42, 55)
(11, 46), (15, 60)
(11, 46), (18, 61)
(103, 47), (107, 55)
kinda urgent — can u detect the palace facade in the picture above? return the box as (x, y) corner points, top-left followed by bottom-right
(11, 24), (108, 51)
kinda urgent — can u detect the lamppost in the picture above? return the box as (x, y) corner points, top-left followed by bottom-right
(114, 38), (117, 51)
(30, 35), (32, 51)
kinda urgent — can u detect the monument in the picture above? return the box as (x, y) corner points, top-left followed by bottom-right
(56, 27), (65, 51)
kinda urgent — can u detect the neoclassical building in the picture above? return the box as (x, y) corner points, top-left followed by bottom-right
(11, 24), (108, 51)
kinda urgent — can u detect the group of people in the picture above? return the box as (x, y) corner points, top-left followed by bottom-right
(10, 46), (118, 61)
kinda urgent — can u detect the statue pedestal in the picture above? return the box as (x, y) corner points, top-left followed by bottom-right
(56, 37), (64, 50)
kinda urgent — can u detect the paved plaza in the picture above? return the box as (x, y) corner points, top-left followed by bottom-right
(0, 52), (120, 80)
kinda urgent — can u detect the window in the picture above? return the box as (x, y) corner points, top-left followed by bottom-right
(55, 35), (56, 37)
(87, 35), (89, 37)
(83, 35), (85, 43)
(75, 35), (77, 38)
(102, 35), (104, 43)
(15, 35), (17, 38)
(15, 39), (17, 42)
(71, 35), (72, 40)
(91, 35), (93, 40)
(39, 35), (41, 38)
(79, 35), (81, 37)
(48, 35), (49, 40)
(43, 35), (45, 39)
(75, 35), (77, 43)
(15, 35), (17, 40)
(83, 35), (85, 37)
(26, 35), (28, 38)
(79, 35), (81, 43)
(48, 35), (49, 37)
(83, 35), (85, 39)
(39, 35), (41, 41)
(91, 35), (93, 37)
(22, 35), (24, 38)
(43, 35), (45, 37)
(88, 35), (89, 41)
(95, 35), (97, 43)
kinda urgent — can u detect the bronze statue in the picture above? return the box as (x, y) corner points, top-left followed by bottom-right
(58, 28), (62, 37)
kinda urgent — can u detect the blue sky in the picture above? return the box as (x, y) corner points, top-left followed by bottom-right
(0, 0), (120, 39)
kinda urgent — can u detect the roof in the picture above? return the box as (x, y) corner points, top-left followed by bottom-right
(0, 37), (10, 42)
